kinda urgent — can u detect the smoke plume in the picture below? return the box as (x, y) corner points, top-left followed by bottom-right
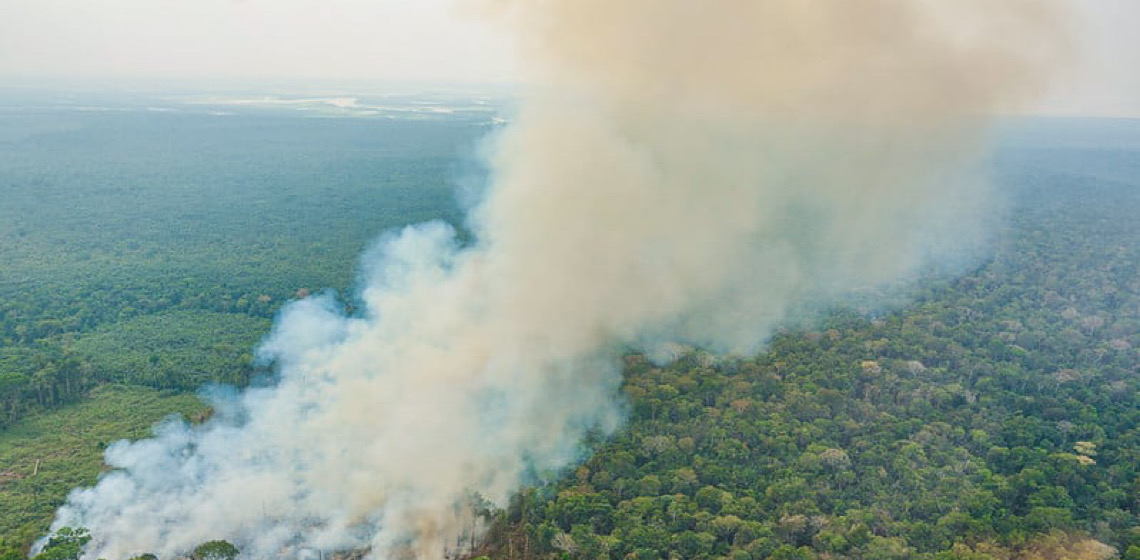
(50, 1), (1062, 558)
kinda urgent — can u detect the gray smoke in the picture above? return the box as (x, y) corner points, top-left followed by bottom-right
(48, 1), (1063, 558)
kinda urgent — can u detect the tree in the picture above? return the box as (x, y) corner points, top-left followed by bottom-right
(31, 528), (91, 560)
(192, 540), (240, 560)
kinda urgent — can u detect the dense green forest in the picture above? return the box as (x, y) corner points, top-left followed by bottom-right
(1, 93), (1138, 560)
(475, 123), (1140, 560)
(0, 91), (492, 559)
(0, 92), (491, 427)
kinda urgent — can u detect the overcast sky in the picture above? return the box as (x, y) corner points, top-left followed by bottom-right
(1, 0), (1137, 116)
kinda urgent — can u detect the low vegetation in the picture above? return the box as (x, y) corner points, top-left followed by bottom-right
(0, 386), (205, 560)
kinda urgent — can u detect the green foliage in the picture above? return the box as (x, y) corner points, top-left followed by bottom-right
(0, 386), (205, 556)
(0, 96), (487, 556)
(70, 310), (269, 390)
(3, 102), (1139, 560)
(30, 527), (90, 560)
(0, 102), (481, 426)
(191, 540), (239, 560)
(480, 125), (1140, 559)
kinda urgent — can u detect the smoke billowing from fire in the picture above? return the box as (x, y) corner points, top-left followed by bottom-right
(51, 1), (1062, 558)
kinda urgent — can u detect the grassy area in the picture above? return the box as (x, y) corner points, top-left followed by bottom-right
(0, 385), (206, 556)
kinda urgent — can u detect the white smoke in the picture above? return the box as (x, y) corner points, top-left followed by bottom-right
(48, 1), (1064, 559)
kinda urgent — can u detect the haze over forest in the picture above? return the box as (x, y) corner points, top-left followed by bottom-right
(0, 0), (1138, 117)
(1, 2), (1139, 560)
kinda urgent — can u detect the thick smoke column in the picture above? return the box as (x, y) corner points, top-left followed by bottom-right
(51, 1), (1062, 559)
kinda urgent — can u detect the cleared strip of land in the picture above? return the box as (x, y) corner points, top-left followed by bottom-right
(0, 385), (206, 556)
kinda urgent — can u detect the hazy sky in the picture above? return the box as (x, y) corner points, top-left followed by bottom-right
(1, 0), (1137, 116)
(0, 0), (518, 85)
